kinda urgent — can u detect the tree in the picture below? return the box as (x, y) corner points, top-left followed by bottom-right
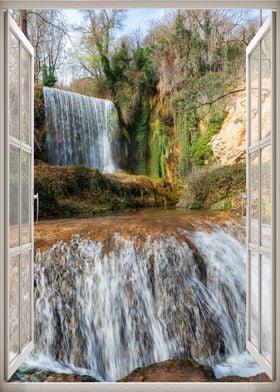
(78, 10), (127, 91)
(11, 9), (68, 84)
(42, 61), (57, 87)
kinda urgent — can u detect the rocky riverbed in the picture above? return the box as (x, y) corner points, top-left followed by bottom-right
(11, 209), (268, 383)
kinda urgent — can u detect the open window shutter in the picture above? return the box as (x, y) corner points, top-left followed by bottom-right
(246, 12), (276, 380)
(4, 13), (34, 380)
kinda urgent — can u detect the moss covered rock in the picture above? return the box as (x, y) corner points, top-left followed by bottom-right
(35, 161), (179, 219)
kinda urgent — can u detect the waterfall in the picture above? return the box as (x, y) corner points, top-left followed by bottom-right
(31, 219), (249, 382)
(43, 87), (119, 173)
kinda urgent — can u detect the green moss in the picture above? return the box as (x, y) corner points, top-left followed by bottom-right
(211, 199), (232, 210)
(35, 161), (178, 219)
(190, 110), (228, 166)
(173, 97), (199, 177)
(188, 199), (204, 210)
(132, 97), (150, 175)
(150, 119), (168, 179)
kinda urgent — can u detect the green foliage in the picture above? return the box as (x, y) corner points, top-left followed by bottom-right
(111, 42), (131, 81)
(150, 119), (168, 179)
(174, 97), (199, 177)
(178, 164), (246, 211)
(71, 10), (254, 182)
(133, 47), (157, 90)
(100, 54), (117, 92)
(191, 110), (228, 166)
(42, 63), (57, 88)
(34, 161), (178, 218)
(133, 98), (150, 175)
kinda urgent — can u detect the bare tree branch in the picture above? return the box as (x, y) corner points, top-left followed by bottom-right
(194, 88), (246, 109)
(28, 11), (69, 37)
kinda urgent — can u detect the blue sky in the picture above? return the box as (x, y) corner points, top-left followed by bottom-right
(63, 8), (271, 35)
(59, 8), (270, 84)
(63, 9), (169, 35)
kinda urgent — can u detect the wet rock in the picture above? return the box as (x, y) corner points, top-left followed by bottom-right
(11, 368), (99, 383)
(219, 373), (271, 382)
(118, 359), (270, 383)
(118, 359), (216, 382)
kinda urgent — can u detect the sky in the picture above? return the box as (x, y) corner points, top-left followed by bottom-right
(58, 8), (271, 85)
(63, 9), (170, 35)
(62, 8), (271, 34)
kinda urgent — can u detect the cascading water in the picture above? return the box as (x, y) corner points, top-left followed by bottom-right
(43, 87), (119, 173)
(28, 216), (257, 382)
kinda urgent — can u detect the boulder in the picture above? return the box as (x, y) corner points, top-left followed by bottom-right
(118, 359), (216, 382)
(118, 359), (270, 383)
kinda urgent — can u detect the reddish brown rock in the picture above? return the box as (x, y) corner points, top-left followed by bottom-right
(118, 359), (216, 382)
(118, 359), (270, 383)
(219, 373), (271, 382)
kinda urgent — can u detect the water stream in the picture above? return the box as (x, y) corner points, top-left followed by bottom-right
(44, 87), (119, 172)
(20, 211), (261, 382)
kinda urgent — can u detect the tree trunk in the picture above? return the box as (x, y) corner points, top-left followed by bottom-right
(19, 10), (28, 39)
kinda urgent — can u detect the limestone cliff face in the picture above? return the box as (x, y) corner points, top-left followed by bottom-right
(211, 90), (247, 166)
(211, 78), (271, 166)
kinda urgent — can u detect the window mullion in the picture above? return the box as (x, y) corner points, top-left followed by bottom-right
(18, 41), (22, 354)
(257, 40), (262, 354)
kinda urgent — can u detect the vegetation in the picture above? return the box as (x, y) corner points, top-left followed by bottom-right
(42, 63), (57, 87)
(191, 110), (228, 166)
(177, 164), (246, 212)
(35, 161), (178, 218)
(65, 9), (256, 179)
(14, 9), (259, 213)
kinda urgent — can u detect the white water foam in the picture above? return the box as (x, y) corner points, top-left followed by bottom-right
(44, 87), (119, 173)
(214, 351), (262, 379)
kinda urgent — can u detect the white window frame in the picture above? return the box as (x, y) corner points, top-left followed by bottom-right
(4, 12), (35, 381)
(246, 13), (276, 379)
(0, 1), (280, 391)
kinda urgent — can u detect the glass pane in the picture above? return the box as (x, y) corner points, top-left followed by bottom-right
(21, 47), (31, 145)
(21, 252), (31, 349)
(250, 151), (259, 244)
(22, 151), (30, 244)
(9, 31), (20, 139)
(9, 255), (19, 363)
(250, 251), (259, 348)
(9, 145), (20, 248)
(250, 44), (260, 146)
(261, 146), (271, 247)
(261, 254), (272, 363)
(261, 30), (272, 140)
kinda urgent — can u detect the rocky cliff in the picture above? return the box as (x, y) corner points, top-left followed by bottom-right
(211, 78), (271, 165)
(211, 89), (246, 166)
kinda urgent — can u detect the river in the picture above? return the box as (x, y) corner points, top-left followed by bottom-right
(17, 209), (261, 382)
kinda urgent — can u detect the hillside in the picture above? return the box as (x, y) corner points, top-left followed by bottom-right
(32, 10), (259, 216)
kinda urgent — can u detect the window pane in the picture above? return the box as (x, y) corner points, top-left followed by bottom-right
(21, 252), (31, 349)
(261, 146), (271, 247)
(250, 251), (259, 348)
(9, 145), (20, 248)
(21, 47), (31, 145)
(21, 151), (30, 244)
(9, 254), (19, 363)
(9, 31), (19, 139)
(250, 44), (259, 146)
(250, 151), (259, 244)
(261, 254), (272, 363)
(261, 30), (272, 140)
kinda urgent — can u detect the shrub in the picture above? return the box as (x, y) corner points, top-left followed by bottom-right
(177, 163), (246, 211)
